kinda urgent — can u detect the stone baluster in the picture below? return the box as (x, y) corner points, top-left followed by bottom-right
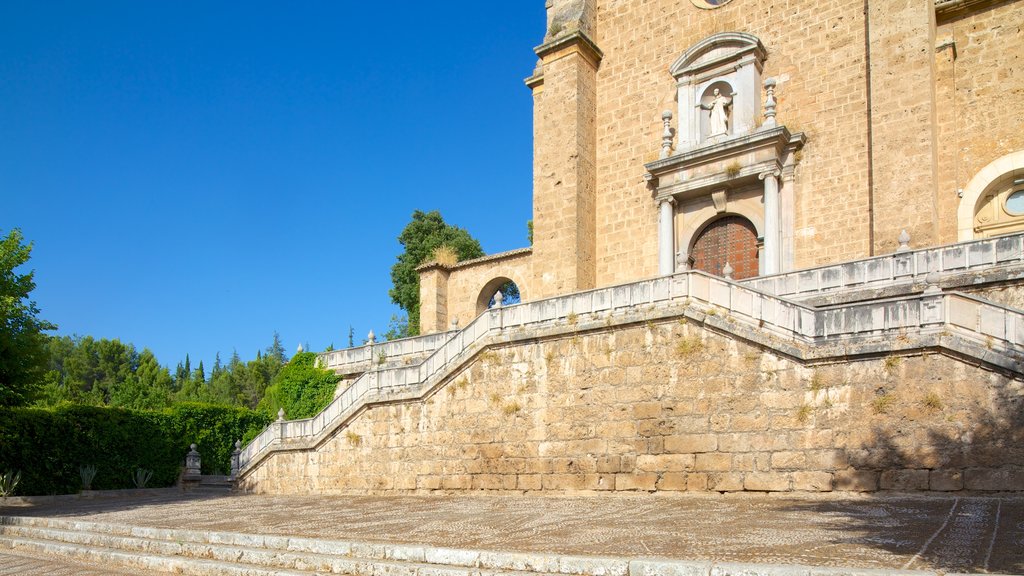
(660, 110), (674, 159)
(762, 78), (777, 129)
(897, 229), (911, 253)
(675, 249), (690, 272)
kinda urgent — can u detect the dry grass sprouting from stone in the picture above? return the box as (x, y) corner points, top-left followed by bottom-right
(922, 390), (944, 411)
(427, 245), (459, 267)
(872, 392), (896, 414)
(345, 430), (362, 447)
(675, 335), (704, 357)
(502, 401), (522, 415)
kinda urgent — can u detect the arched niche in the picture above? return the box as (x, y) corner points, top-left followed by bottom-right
(957, 150), (1024, 240)
(670, 32), (766, 149)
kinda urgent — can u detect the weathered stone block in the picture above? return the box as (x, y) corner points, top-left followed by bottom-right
(472, 474), (504, 490)
(636, 454), (694, 472)
(743, 472), (791, 492)
(929, 469), (963, 491)
(615, 473), (658, 491)
(596, 455), (621, 473)
(694, 453), (732, 472)
(706, 472), (743, 492)
(517, 474), (542, 491)
(792, 471), (833, 492)
(442, 475), (471, 490)
(965, 468), (1024, 491)
(834, 469), (879, 492)
(880, 469), (929, 491)
(665, 434), (717, 453)
(417, 475), (442, 490)
(685, 473), (708, 491)
(770, 451), (807, 470)
(657, 472), (689, 491)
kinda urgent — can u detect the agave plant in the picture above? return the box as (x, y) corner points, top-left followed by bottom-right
(79, 465), (97, 491)
(132, 468), (153, 489)
(0, 470), (21, 498)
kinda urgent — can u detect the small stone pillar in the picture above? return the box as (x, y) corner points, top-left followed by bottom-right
(229, 440), (241, 481)
(760, 169), (782, 275)
(658, 198), (676, 276)
(723, 262), (735, 280)
(181, 443), (202, 489)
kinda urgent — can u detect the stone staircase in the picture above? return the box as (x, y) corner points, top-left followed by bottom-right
(0, 515), (990, 576)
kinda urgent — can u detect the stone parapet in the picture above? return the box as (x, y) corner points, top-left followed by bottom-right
(240, 262), (1024, 491)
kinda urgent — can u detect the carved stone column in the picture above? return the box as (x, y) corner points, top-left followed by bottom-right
(659, 198), (676, 275)
(760, 169), (781, 275)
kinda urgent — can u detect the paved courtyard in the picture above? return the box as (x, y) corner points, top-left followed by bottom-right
(2, 490), (1022, 574)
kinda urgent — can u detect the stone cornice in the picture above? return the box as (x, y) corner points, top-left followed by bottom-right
(645, 127), (803, 176)
(415, 247), (533, 273)
(533, 31), (603, 69)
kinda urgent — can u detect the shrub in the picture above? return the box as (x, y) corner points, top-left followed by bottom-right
(256, 352), (340, 420)
(0, 403), (269, 495)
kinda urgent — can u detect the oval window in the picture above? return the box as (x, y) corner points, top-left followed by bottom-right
(691, 0), (733, 8)
(1005, 189), (1024, 215)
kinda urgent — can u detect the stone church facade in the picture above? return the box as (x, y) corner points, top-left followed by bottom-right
(236, 0), (1024, 495)
(419, 0), (1024, 333)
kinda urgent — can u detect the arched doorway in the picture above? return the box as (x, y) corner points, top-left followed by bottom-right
(475, 277), (522, 315)
(690, 215), (759, 279)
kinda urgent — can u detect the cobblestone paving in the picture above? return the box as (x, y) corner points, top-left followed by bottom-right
(3, 491), (1023, 574)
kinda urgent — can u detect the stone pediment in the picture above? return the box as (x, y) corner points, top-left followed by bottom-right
(670, 32), (766, 80)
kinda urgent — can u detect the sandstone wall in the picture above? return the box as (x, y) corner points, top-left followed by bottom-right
(590, 0), (874, 281)
(240, 315), (1023, 495)
(936, 2), (1024, 241)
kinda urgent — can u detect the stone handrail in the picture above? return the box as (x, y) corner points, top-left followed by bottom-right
(317, 330), (457, 374)
(238, 270), (1024, 475)
(743, 233), (1024, 299)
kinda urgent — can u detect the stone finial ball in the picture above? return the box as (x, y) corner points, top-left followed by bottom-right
(662, 110), (673, 120)
(190, 443), (197, 451)
(764, 77), (777, 88)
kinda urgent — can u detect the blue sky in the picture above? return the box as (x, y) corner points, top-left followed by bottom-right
(2, 2), (543, 369)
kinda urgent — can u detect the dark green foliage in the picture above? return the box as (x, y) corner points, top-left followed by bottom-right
(257, 352), (339, 420)
(389, 210), (484, 335)
(0, 403), (270, 495)
(0, 229), (57, 406)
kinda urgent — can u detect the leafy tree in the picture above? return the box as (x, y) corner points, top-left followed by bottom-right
(257, 352), (339, 419)
(389, 210), (484, 335)
(0, 229), (57, 406)
(383, 314), (410, 341)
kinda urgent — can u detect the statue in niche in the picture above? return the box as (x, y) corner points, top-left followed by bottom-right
(700, 88), (733, 137)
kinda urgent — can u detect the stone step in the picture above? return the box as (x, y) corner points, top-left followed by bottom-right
(0, 516), (570, 575)
(0, 515), (988, 576)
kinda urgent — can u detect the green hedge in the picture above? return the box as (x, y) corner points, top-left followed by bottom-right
(0, 403), (271, 495)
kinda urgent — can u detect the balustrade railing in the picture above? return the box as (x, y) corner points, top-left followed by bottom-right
(239, 266), (1024, 473)
(744, 233), (1024, 299)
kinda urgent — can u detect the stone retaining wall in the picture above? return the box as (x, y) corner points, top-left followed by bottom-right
(240, 315), (1023, 495)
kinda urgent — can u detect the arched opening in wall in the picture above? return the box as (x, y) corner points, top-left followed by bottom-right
(971, 173), (1024, 239)
(475, 277), (522, 316)
(689, 215), (759, 279)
